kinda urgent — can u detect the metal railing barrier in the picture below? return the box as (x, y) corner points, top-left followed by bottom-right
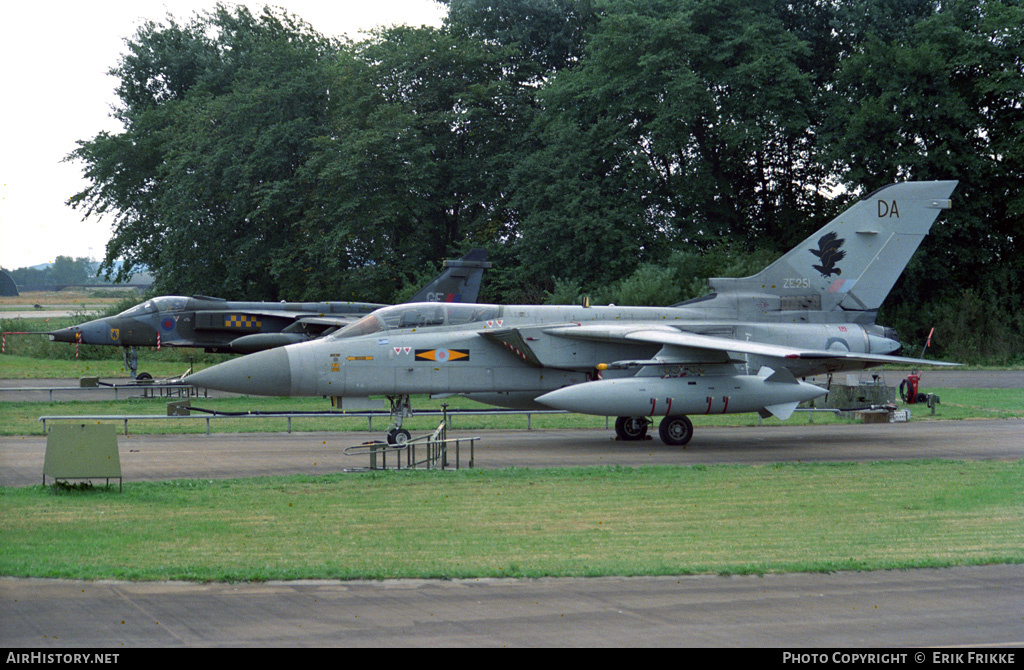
(343, 420), (477, 471)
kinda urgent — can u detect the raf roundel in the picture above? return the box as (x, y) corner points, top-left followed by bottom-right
(415, 348), (470, 363)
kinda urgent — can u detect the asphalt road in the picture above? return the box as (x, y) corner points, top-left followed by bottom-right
(3, 420), (1024, 487)
(3, 565), (1022, 648)
(2, 375), (1022, 648)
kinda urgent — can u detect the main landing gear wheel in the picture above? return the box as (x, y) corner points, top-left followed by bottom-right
(386, 428), (411, 445)
(658, 415), (693, 446)
(614, 416), (649, 441)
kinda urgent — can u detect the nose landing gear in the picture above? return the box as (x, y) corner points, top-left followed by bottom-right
(385, 395), (414, 445)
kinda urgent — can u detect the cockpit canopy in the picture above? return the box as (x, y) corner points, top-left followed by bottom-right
(332, 303), (501, 339)
(116, 296), (189, 318)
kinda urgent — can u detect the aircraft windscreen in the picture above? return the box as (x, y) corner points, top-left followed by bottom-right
(331, 303), (500, 339)
(117, 296), (188, 318)
(332, 313), (385, 339)
(151, 296), (188, 312)
(118, 301), (158, 318)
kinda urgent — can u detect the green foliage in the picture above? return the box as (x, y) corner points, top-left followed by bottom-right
(65, 0), (1024, 361)
(824, 0), (1024, 364)
(543, 245), (782, 306)
(295, 24), (535, 300)
(3, 257), (104, 288)
(543, 277), (587, 305)
(392, 258), (448, 303)
(509, 0), (838, 291)
(600, 264), (680, 306)
(443, 0), (597, 75)
(883, 288), (1024, 365)
(69, 4), (343, 299)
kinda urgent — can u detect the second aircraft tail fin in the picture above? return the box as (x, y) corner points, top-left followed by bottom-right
(406, 249), (492, 304)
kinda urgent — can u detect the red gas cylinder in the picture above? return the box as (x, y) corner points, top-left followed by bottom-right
(900, 374), (921, 403)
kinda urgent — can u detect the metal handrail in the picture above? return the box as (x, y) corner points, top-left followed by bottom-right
(37, 407), (573, 435)
(343, 422), (477, 471)
(2, 382), (206, 401)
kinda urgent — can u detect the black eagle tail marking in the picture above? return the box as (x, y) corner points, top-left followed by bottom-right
(810, 232), (846, 278)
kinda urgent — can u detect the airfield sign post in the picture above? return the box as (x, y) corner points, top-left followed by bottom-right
(43, 423), (122, 491)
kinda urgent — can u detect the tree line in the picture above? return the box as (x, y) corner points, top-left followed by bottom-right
(3, 256), (111, 289)
(67, 0), (1024, 363)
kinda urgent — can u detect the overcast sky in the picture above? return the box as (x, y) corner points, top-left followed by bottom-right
(0, 0), (446, 271)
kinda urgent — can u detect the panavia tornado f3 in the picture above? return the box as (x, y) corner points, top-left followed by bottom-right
(186, 181), (959, 446)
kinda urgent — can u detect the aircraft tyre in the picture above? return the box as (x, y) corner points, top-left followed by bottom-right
(614, 416), (649, 441)
(387, 428), (411, 445)
(658, 416), (693, 446)
(135, 372), (153, 381)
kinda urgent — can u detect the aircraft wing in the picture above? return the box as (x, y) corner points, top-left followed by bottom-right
(543, 324), (960, 368)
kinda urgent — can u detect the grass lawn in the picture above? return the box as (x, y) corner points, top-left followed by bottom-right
(1, 461), (1021, 582)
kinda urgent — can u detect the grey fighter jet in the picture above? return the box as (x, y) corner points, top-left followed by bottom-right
(49, 249), (490, 378)
(186, 182), (959, 445)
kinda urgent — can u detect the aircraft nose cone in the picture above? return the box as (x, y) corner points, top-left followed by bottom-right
(50, 319), (114, 345)
(186, 347), (292, 396)
(48, 326), (81, 343)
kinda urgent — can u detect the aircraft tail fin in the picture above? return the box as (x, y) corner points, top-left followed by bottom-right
(703, 181), (958, 313)
(406, 249), (492, 304)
